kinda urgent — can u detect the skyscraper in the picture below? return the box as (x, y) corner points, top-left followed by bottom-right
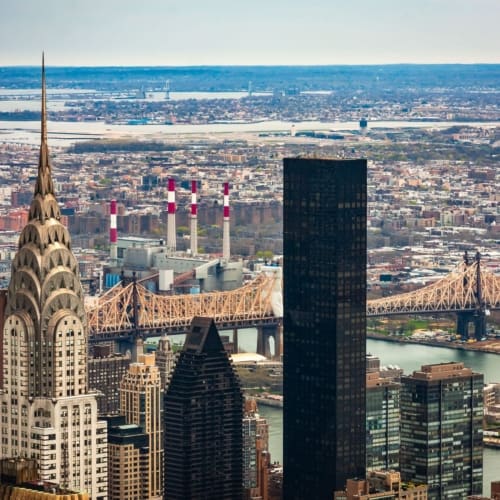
(243, 398), (270, 500)
(283, 158), (367, 498)
(400, 362), (483, 500)
(120, 353), (164, 499)
(0, 58), (107, 497)
(105, 415), (149, 500)
(164, 317), (243, 500)
(88, 344), (131, 415)
(155, 333), (175, 389)
(366, 370), (400, 471)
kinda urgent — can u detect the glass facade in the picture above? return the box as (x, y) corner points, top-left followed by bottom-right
(164, 318), (243, 500)
(283, 158), (367, 498)
(400, 364), (483, 500)
(366, 381), (400, 471)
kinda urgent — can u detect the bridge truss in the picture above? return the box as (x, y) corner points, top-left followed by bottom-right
(86, 271), (279, 339)
(86, 255), (499, 340)
(367, 255), (500, 317)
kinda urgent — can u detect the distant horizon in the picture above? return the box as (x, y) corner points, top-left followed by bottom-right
(2, 62), (500, 69)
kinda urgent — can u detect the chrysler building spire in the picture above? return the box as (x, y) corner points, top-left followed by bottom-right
(1, 56), (108, 498)
(34, 52), (56, 201)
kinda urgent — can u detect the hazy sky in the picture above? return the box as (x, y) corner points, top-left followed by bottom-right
(1, 0), (499, 66)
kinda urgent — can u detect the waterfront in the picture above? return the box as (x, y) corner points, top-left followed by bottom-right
(0, 118), (498, 147)
(367, 338), (500, 384)
(256, 338), (500, 494)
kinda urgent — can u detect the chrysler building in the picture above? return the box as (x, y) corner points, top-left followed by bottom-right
(0, 57), (107, 498)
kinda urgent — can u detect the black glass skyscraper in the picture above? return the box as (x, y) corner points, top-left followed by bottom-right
(164, 316), (243, 500)
(400, 363), (483, 500)
(283, 158), (367, 498)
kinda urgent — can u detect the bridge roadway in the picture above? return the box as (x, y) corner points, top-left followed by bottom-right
(367, 256), (500, 317)
(86, 268), (283, 344)
(86, 256), (500, 343)
(87, 316), (279, 344)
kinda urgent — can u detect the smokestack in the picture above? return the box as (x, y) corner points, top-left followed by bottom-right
(190, 180), (198, 256)
(167, 178), (176, 252)
(110, 199), (118, 264)
(223, 181), (230, 261)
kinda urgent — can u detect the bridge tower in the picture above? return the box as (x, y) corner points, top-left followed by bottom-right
(256, 324), (281, 359)
(457, 251), (487, 341)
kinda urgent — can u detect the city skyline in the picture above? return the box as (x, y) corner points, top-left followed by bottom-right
(1, 0), (499, 66)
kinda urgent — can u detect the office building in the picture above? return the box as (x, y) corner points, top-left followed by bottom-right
(283, 158), (367, 497)
(243, 398), (270, 500)
(164, 317), (243, 500)
(155, 333), (175, 389)
(0, 289), (6, 389)
(484, 383), (500, 425)
(366, 370), (400, 471)
(400, 363), (483, 500)
(0, 60), (107, 497)
(88, 344), (131, 415)
(104, 415), (149, 500)
(120, 353), (164, 499)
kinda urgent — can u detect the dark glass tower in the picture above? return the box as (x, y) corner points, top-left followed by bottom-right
(283, 158), (367, 498)
(400, 362), (483, 500)
(164, 316), (243, 500)
(366, 372), (400, 471)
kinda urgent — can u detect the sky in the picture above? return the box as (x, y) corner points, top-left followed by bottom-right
(1, 0), (499, 66)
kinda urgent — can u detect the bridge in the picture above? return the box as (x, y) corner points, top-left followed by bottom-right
(86, 266), (283, 355)
(367, 252), (500, 339)
(86, 253), (500, 354)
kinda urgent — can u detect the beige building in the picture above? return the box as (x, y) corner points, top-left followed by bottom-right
(0, 62), (107, 498)
(155, 333), (175, 389)
(120, 353), (164, 499)
(106, 416), (149, 500)
(0, 457), (89, 499)
(484, 383), (500, 424)
(335, 471), (428, 500)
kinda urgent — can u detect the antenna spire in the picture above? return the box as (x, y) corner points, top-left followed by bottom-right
(34, 52), (55, 198)
(41, 52), (47, 145)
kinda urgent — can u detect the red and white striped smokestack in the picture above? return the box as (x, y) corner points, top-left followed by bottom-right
(167, 178), (176, 252)
(190, 180), (198, 256)
(223, 181), (230, 260)
(110, 199), (118, 264)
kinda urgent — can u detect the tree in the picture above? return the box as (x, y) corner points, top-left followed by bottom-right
(256, 250), (273, 260)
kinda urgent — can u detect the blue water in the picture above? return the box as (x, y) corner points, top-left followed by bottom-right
(258, 337), (500, 494)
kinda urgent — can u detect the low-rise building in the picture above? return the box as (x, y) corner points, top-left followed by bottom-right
(334, 471), (428, 499)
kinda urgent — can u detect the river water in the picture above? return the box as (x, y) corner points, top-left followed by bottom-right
(248, 337), (500, 495)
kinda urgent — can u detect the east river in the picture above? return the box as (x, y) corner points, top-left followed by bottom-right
(254, 338), (500, 495)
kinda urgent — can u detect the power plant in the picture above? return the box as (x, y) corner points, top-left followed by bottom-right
(104, 178), (243, 295)
(190, 179), (198, 256)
